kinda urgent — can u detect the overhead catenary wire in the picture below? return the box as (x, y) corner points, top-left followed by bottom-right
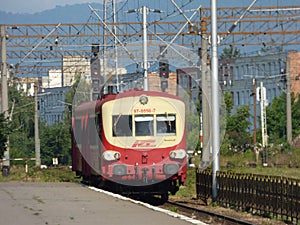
(17, 23), (61, 67)
(222, 0), (258, 41)
(156, 4), (201, 60)
(89, 4), (138, 65)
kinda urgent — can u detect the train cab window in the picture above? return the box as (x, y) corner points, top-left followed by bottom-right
(156, 114), (176, 136)
(112, 115), (132, 137)
(135, 115), (154, 136)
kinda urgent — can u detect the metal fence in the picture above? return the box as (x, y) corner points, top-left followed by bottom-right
(196, 169), (300, 224)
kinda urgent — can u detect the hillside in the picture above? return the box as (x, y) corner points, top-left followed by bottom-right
(0, 3), (102, 24)
(2, 1), (298, 25)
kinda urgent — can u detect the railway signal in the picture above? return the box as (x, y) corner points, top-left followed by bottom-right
(159, 59), (169, 92)
(159, 59), (169, 78)
(90, 57), (103, 100)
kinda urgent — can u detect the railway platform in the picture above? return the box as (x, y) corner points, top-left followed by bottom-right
(0, 182), (205, 225)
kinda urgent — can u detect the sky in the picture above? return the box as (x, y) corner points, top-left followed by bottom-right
(1, 0), (96, 13)
(1, 0), (298, 14)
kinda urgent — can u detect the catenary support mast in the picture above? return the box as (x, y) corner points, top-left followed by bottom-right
(1, 25), (10, 174)
(211, 0), (220, 202)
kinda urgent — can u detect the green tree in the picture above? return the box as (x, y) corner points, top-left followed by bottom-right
(227, 105), (251, 134)
(38, 73), (87, 165)
(224, 91), (233, 114)
(40, 121), (71, 165)
(8, 83), (35, 160)
(266, 93), (286, 143)
(267, 92), (300, 144)
(0, 113), (10, 158)
(220, 46), (241, 59)
(221, 92), (251, 154)
(226, 105), (252, 150)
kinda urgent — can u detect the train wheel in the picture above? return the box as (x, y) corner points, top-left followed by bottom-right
(161, 193), (169, 202)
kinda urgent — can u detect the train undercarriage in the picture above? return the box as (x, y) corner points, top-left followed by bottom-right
(81, 174), (182, 203)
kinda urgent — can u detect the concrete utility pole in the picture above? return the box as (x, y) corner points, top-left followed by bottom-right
(112, 0), (119, 92)
(103, 0), (107, 90)
(34, 84), (41, 167)
(137, 6), (162, 91)
(142, 6), (149, 91)
(260, 82), (268, 148)
(1, 25), (10, 173)
(200, 20), (211, 169)
(286, 55), (292, 145)
(253, 78), (257, 145)
(211, 0), (220, 202)
(253, 78), (259, 163)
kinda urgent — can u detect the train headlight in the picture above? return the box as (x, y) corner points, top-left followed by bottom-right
(139, 95), (148, 105)
(169, 149), (186, 159)
(163, 164), (180, 175)
(102, 151), (121, 161)
(114, 152), (121, 160)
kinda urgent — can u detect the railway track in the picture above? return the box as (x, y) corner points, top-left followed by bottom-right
(87, 183), (253, 224)
(161, 200), (257, 225)
(86, 184), (286, 225)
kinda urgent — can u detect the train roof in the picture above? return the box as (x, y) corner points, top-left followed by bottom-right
(74, 101), (97, 117)
(73, 89), (184, 117)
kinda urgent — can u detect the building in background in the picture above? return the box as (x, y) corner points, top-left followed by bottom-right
(38, 86), (70, 126)
(288, 51), (300, 98)
(176, 67), (201, 106)
(219, 52), (293, 133)
(62, 56), (90, 87)
(42, 69), (62, 88)
(175, 51), (300, 136)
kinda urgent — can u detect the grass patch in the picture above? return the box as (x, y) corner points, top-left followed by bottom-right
(220, 148), (300, 179)
(168, 206), (178, 213)
(174, 149), (300, 200)
(0, 165), (80, 182)
(175, 168), (197, 198)
(224, 166), (300, 179)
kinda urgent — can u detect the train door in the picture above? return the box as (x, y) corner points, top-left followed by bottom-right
(95, 112), (103, 173)
(82, 115), (92, 176)
(88, 115), (101, 175)
(72, 116), (83, 174)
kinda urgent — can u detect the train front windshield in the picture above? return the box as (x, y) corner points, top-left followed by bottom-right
(135, 115), (154, 136)
(156, 114), (176, 136)
(112, 115), (132, 136)
(112, 114), (176, 137)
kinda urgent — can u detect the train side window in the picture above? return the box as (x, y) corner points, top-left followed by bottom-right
(95, 113), (101, 137)
(74, 118), (82, 144)
(112, 115), (132, 137)
(135, 115), (154, 136)
(88, 117), (98, 145)
(156, 114), (176, 136)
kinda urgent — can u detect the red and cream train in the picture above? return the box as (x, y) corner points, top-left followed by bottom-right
(72, 87), (187, 199)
